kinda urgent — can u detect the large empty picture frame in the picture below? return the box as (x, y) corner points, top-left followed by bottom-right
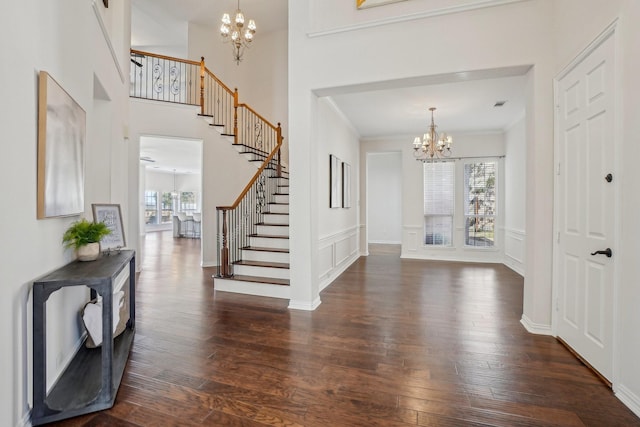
(92, 204), (126, 251)
(37, 71), (86, 218)
(330, 154), (342, 208)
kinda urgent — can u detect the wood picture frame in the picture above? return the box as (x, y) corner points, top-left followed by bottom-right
(357, 0), (407, 9)
(342, 162), (351, 208)
(330, 154), (342, 208)
(92, 204), (126, 251)
(37, 71), (86, 219)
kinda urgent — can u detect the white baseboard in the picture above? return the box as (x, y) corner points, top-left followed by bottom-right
(520, 314), (553, 335)
(615, 384), (640, 419)
(288, 297), (321, 311)
(201, 261), (216, 268)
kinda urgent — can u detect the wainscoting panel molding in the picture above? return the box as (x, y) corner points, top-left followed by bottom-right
(504, 228), (525, 276)
(318, 226), (360, 291)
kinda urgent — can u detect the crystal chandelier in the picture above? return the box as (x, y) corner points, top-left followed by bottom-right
(220, 0), (256, 65)
(413, 107), (453, 161)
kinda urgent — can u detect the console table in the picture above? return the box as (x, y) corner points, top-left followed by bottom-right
(32, 250), (135, 426)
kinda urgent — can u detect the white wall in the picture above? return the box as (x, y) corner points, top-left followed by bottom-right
(315, 98), (360, 295)
(504, 116), (526, 275)
(0, 1), (131, 425)
(552, 0), (640, 416)
(367, 152), (402, 244)
(129, 100), (256, 267)
(289, 0), (555, 319)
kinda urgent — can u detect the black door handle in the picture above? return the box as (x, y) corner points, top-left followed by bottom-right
(590, 248), (612, 258)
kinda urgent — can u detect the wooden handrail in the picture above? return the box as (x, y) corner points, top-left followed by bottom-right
(217, 133), (282, 210)
(204, 68), (235, 96)
(130, 49), (201, 66)
(237, 103), (279, 132)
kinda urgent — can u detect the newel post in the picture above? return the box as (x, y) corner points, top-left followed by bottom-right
(220, 209), (231, 277)
(277, 123), (282, 178)
(233, 88), (239, 145)
(199, 56), (205, 116)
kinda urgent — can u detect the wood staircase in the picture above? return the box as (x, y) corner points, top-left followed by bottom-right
(199, 115), (291, 299)
(130, 49), (290, 300)
(215, 174), (290, 299)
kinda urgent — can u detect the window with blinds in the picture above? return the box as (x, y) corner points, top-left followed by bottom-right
(464, 162), (496, 247)
(423, 162), (455, 246)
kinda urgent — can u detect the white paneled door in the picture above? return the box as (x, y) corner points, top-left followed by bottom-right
(555, 32), (616, 382)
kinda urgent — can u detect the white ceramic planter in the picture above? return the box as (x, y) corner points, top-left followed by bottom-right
(77, 242), (100, 261)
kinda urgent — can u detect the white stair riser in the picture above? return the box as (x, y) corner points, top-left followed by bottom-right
(277, 186), (289, 195)
(250, 236), (289, 249)
(223, 135), (235, 143)
(211, 125), (224, 134)
(234, 264), (290, 279)
(214, 278), (290, 299)
(274, 194), (289, 204)
(201, 116), (214, 125)
(263, 214), (289, 225)
(242, 250), (289, 263)
(257, 225), (289, 236)
(268, 204), (289, 214)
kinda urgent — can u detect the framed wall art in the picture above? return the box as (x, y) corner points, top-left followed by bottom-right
(330, 154), (342, 208)
(92, 204), (126, 251)
(357, 0), (407, 9)
(342, 162), (351, 208)
(37, 71), (86, 219)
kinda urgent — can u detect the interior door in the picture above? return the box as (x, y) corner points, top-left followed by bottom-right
(555, 33), (616, 381)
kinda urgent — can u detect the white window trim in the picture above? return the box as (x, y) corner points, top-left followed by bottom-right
(422, 157), (503, 252)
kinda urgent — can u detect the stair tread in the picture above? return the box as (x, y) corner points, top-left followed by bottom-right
(256, 222), (289, 227)
(249, 234), (289, 239)
(263, 212), (289, 216)
(219, 275), (290, 286)
(210, 123), (224, 127)
(197, 113), (213, 118)
(241, 246), (289, 253)
(273, 193), (289, 196)
(268, 202), (289, 205)
(233, 260), (290, 269)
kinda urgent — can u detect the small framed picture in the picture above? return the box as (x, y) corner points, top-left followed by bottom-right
(330, 154), (342, 208)
(342, 162), (351, 208)
(92, 204), (126, 251)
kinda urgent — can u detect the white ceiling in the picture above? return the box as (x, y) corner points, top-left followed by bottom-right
(140, 136), (202, 175)
(329, 70), (529, 139)
(132, 1), (529, 168)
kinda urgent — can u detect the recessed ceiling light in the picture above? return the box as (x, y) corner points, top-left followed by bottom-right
(494, 101), (507, 107)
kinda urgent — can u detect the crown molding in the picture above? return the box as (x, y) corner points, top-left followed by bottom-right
(308, 0), (531, 38)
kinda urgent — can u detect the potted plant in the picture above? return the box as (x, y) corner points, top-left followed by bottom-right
(62, 218), (111, 261)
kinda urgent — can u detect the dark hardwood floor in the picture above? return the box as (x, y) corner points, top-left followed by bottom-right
(52, 234), (639, 426)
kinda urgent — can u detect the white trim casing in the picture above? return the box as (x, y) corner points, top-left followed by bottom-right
(615, 384), (640, 419)
(92, 0), (125, 83)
